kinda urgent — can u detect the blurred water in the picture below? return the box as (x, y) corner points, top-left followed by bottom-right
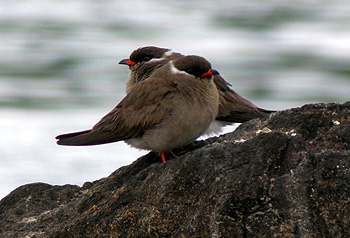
(0, 0), (350, 199)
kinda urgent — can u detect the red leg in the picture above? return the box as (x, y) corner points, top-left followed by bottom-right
(160, 152), (166, 163)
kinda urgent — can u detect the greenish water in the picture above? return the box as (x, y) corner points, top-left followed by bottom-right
(0, 0), (349, 199)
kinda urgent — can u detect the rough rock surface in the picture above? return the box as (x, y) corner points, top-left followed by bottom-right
(1, 102), (350, 237)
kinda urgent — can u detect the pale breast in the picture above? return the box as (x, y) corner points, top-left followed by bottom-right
(125, 77), (219, 152)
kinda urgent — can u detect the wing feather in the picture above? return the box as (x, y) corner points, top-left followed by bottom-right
(213, 74), (274, 123)
(56, 78), (176, 146)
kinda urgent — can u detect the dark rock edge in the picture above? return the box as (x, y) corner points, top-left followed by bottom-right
(1, 101), (350, 238)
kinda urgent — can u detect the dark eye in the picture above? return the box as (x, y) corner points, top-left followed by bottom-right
(142, 56), (152, 62)
(185, 68), (194, 74)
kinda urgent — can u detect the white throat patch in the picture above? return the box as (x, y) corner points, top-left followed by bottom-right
(149, 57), (164, 63)
(163, 50), (174, 57)
(149, 50), (174, 63)
(169, 61), (188, 76)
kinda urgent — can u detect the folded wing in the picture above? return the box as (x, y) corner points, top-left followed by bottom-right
(56, 79), (175, 146)
(213, 74), (275, 123)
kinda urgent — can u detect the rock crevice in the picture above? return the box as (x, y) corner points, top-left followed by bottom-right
(1, 102), (350, 237)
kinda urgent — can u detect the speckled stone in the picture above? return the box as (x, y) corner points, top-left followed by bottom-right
(1, 102), (349, 237)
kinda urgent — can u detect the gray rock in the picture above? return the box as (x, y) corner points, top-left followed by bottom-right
(1, 102), (349, 237)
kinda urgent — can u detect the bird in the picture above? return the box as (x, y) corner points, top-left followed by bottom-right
(119, 46), (274, 126)
(119, 46), (183, 94)
(56, 55), (220, 163)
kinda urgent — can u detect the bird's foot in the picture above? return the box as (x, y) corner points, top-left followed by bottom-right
(160, 151), (178, 163)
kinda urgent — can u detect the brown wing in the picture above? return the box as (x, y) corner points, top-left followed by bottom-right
(213, 74), (274, 123)
(56, 79), (176, 146)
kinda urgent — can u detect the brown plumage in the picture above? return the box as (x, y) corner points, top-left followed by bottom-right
(56, 55), (219, 162)
(119, 46), (182, 94)
(119, 46), (274, 124)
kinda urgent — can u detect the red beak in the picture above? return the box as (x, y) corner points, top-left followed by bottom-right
(119, 59), (136, 66)
(200, 69), (213, 78)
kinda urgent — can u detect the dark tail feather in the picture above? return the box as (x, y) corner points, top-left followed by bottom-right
(257, 108), (276, 116)
(56, 129), (120, 146)
(216, 89), (276, 123)
(56, 130), (93, 145)
(216, 110), (267, 123)
(56, 130), (91, 140)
